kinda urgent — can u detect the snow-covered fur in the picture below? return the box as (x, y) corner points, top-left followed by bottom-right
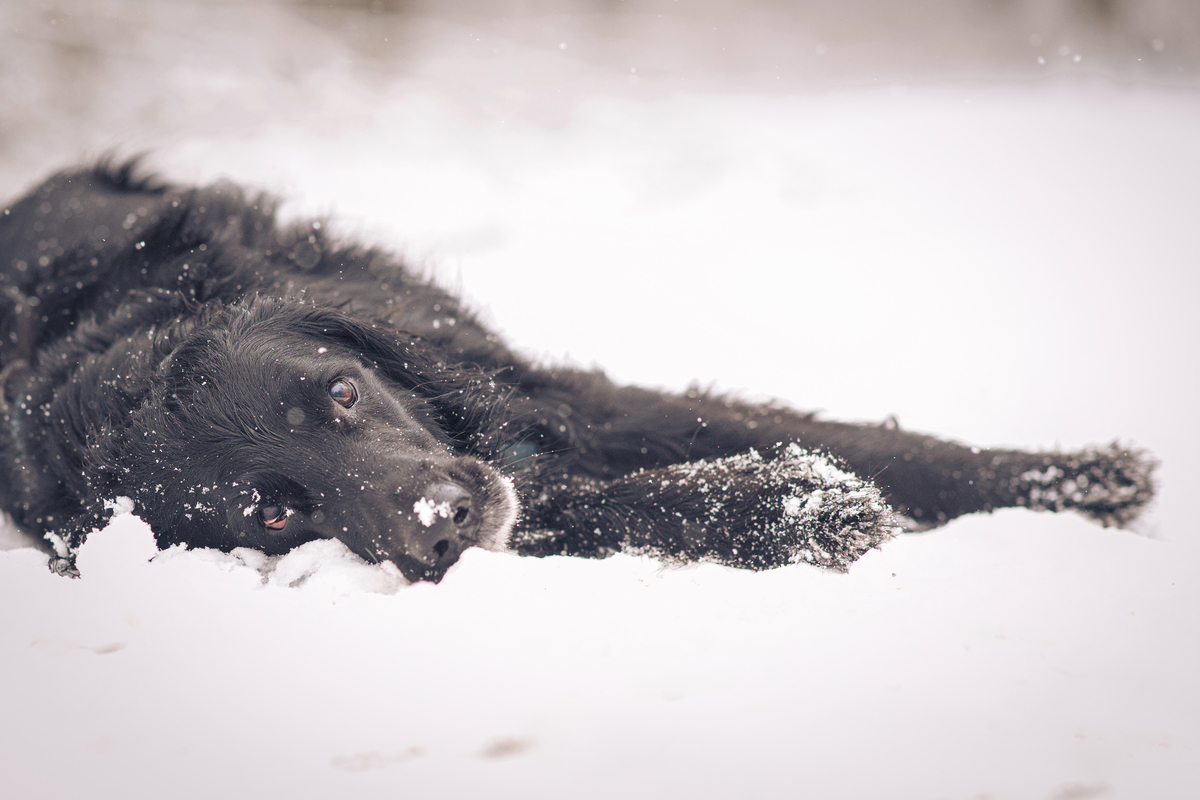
(514, 444), (895, 572)
(0, 163), (1156, 581)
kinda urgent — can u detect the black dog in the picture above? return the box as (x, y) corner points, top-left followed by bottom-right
(0, 163), (1155, 582)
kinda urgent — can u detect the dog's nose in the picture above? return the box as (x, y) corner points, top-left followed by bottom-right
(399, 482), (479, 581)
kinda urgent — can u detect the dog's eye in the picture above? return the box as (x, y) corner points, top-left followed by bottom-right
(258, 505), (289, 531)
(329, 378), (358, 409)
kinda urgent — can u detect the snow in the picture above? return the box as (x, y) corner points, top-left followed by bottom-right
(413, 497), (453, 528)
(2, 1), (1200, 798)
(2, 505), (1197, 799)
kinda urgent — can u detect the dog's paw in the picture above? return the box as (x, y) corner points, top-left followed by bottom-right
(635, 443), (898, 571)
(1020, 442), (1156, 528)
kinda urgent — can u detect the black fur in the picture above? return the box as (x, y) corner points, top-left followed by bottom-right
(0, 163), (1156, 581)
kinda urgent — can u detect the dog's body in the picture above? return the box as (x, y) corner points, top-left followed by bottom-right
(0, 164), (1155, 581)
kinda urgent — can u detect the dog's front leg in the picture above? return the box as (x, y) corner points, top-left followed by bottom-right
(512, 444), (897, 572)
(658, 403), (1156, 530)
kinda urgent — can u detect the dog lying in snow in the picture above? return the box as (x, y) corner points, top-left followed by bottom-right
(0, 163), (1156, 582)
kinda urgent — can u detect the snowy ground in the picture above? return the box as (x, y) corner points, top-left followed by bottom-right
(2, 2), (1199, 798)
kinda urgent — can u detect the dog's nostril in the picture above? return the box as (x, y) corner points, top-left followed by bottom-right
(421, 482), (476, 532)
(433, 539), (450, 558)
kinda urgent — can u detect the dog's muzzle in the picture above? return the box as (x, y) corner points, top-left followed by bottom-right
(374, 458), (518, 583)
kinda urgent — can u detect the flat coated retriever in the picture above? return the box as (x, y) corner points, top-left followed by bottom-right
(0, 163), (1155, 582)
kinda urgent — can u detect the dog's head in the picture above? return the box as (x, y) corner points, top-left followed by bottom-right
(112, 300), (519, 582)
